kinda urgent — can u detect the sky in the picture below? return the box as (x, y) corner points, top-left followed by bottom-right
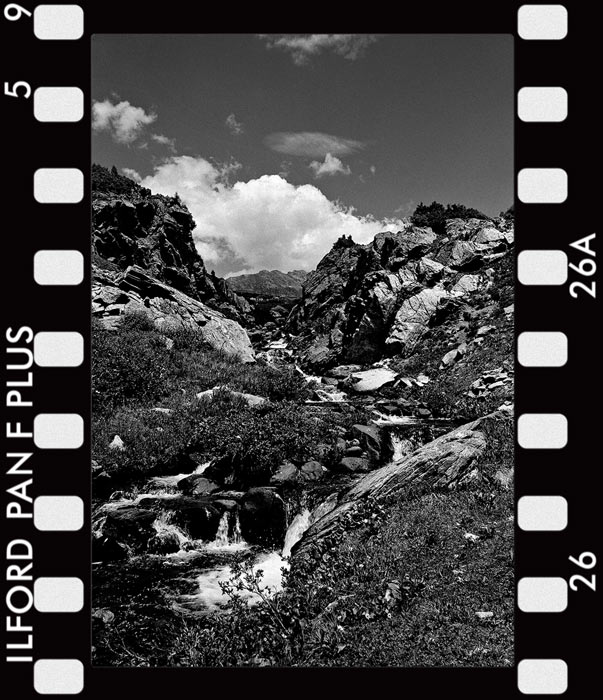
(92, 34), (513, 277)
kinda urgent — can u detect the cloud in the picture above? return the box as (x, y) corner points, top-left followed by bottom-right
(151, 133), (177, 151)
(370, 165), (377, 175)
(138, 155), (404, 277)
(265, 131), (365, 158)
(309, 153), (351, 178)
(92, 99), (157, 144)
(258, 34), (379, 65)
(225, 113), (244, 135)
(121, 167), (142, 182)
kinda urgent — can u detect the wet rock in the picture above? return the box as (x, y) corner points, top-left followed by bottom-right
(102, 506), (156, 551)
(240, 488), (287, 547)
(92, 534), (129, 562)
(177, 475), (220, 497)
(352, 423), (391, 463)
(147, 530), (181, 554)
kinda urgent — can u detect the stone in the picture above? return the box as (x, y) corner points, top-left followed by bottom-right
(345, 446), (364, 457)
(196, 386), (266, 407)
(352, 423), (391, 463)
(240, 488), (287, 547)
(451, 274), (481, 297)
(92, 608), (115, 625)
(177, 475), (220, 497)
(147, 530), (181, 554)
(300, 461), (325, 482)
(270, 462), (300, 486)
(101, 506), (156, 551)
(348, 368), (398, 393)
(336, 456), (371, 473)
(448, 241), (483, 270)
(386, 287), (448, 355)
(326, 364), (363, 379)
(94, 266), (255, 363)
(109, 434), (125, 451)
(295, 412), (511, 556)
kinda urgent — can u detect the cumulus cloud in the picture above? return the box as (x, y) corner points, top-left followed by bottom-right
(92, 99), (157, 144)
(370, 165), (377, 175)
(258, 34), (379, 65)
(151, 133), (177, 151)
(225, 113), (244, 135)
(138, 155), (404, 276)
(309, 153), (351, 178)
(265, 131), (365, 158)
(122, 167), (142, 182)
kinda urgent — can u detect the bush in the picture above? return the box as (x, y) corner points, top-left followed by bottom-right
(92, 318), (171, 416)
(410, 201), (488, 235)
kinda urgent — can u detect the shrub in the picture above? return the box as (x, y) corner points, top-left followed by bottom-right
(410, 201), (488, 235)
(92, 318), (171, 415)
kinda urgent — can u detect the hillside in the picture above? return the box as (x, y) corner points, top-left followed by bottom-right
(92, 164), (251, 323)
(227, 269), (308, 299)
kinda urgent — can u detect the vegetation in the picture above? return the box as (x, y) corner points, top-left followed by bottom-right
(410, 201), (488, 235)
(93, 419), (513, 667)
(92, 313), (363, 486)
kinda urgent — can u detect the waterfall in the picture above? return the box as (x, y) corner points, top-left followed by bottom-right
(211, 512), (230, 547)
(282, 508), (312, 558)
(152, 511), (190, 548)
(205, 511), (247, 551)
(231, 512), (243, 545)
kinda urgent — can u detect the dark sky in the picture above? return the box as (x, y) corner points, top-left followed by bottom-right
(92, 34), (513, 275)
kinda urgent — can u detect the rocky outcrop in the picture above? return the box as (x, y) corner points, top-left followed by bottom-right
(92, 265), (255, 363)
(227, 269), (308, 299)
(288, 217), (513, 370)
(294, 411), (510, 556)
(92, 164), (250, 323)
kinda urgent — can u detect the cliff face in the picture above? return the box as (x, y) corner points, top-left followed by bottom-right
(287, 217), (514, 370)
(227, 269), (308, 300)
(91, 165), (255, 362)
(92, 164), (251, 323)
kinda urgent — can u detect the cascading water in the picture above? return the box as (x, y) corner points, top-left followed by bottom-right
(205, 511), (247, 552)
(152, 510), (190, 549)
(189, 507), (314, 611)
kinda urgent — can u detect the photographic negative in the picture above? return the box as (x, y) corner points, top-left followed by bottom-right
(91, 33), (514, 667)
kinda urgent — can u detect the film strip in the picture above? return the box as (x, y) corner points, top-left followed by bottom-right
(1, 3), (597, 698)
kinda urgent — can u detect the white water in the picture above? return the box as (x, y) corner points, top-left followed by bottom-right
(204, 511), (247, 552)
(152, 511), (190, 548)
(149, 461), (211, 491)
(190, 507), (314, 611)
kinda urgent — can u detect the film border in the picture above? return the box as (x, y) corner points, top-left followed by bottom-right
(1, 3), (597, 697)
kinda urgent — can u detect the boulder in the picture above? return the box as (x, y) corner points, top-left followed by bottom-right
(102, 506), (156, 551)
(239, 488), (287, 547)
(451, 274), (481, 297)
(448, 241), (483, 270)
(109, 434), (125, 451)
(352, 423), (391, 463)
(300, 460), (325, 482)
(326, 364), (363, 379)
(296, 413), (509, 555)
(270, 462), (300, 486)
(336, 456), (371, 473)
(348, 368), (398, 393)
(147, 530), (181, 554)
(195, 386), (266, 406)
(93, 266), (255, 363)
(136, 496), (222, 540)
(177, 475), (220, 497)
